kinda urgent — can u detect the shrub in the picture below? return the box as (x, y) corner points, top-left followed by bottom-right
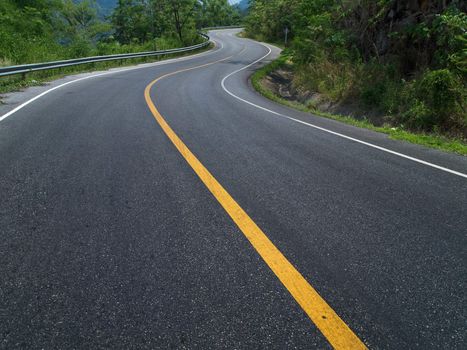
(401, 100), (433, 130)
(401, 69), (465, 130)
(360, 79), (387, 108)
(358, 62), (401, 111)
(432, 7), (467, 72)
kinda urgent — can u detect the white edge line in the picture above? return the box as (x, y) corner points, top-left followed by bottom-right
(0, 39), (223, 123)
(220, 42), (467, 179)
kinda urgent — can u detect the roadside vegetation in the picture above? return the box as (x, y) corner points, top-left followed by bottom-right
(0, 0), (241, 92)
(245, 0), (467, 154)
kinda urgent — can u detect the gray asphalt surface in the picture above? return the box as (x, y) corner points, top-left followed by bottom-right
(0, 29), (466, 349)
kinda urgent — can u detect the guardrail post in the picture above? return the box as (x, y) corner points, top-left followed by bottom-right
(21, 72), (26, 80)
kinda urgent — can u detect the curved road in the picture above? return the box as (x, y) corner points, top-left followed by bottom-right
(1, 29), (466, 349)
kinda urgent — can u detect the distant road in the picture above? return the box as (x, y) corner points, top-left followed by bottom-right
(1, 29), (466, 349)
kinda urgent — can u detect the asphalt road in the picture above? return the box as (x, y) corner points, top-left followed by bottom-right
(1, 29), (466, 349)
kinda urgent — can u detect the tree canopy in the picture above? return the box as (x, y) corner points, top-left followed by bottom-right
(0, 0), (242, 64)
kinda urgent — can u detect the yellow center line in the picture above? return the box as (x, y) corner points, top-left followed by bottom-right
(144, 49), (367, 350)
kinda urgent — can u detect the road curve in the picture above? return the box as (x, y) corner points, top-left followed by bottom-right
(1, 29), (466, 349)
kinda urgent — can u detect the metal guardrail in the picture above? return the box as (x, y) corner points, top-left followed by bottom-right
(0, 33), (211, 78)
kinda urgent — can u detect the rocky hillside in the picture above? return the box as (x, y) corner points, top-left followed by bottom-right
(246, 0), (466, 138)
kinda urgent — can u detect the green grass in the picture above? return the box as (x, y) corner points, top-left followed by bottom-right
(0, 44), (213, 96)
(251, 54), (467, 156)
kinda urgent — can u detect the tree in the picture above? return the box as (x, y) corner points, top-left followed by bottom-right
(111, 0), (150, 44)
(197, 0), (241, 28)
(162, 0), (197, 43)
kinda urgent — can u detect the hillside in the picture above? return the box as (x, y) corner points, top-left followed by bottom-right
(246, 0), (467, 140)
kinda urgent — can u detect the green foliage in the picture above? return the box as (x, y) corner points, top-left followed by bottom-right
(292, 60), (356, 102)
(111, 0), (156, 44)
(358, 63), (399, 109)
(432, 7), (467, 72)
(252, 55), (467, 155)
(401, 69), (465, 130)
(110, 0), (240, 46)
(246, 0), (467, 135)
(0, 0), (239, 67)
(197, 0), (241, 28)
(245, 0), (300, 43)
(402, 100), (433, 130)
(1, 2), (56, 63)
(0, 0), (108, 64)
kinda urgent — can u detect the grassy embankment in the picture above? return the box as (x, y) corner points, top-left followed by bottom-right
(250, 52), (467, 156)
(243, 1), (466, 155)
